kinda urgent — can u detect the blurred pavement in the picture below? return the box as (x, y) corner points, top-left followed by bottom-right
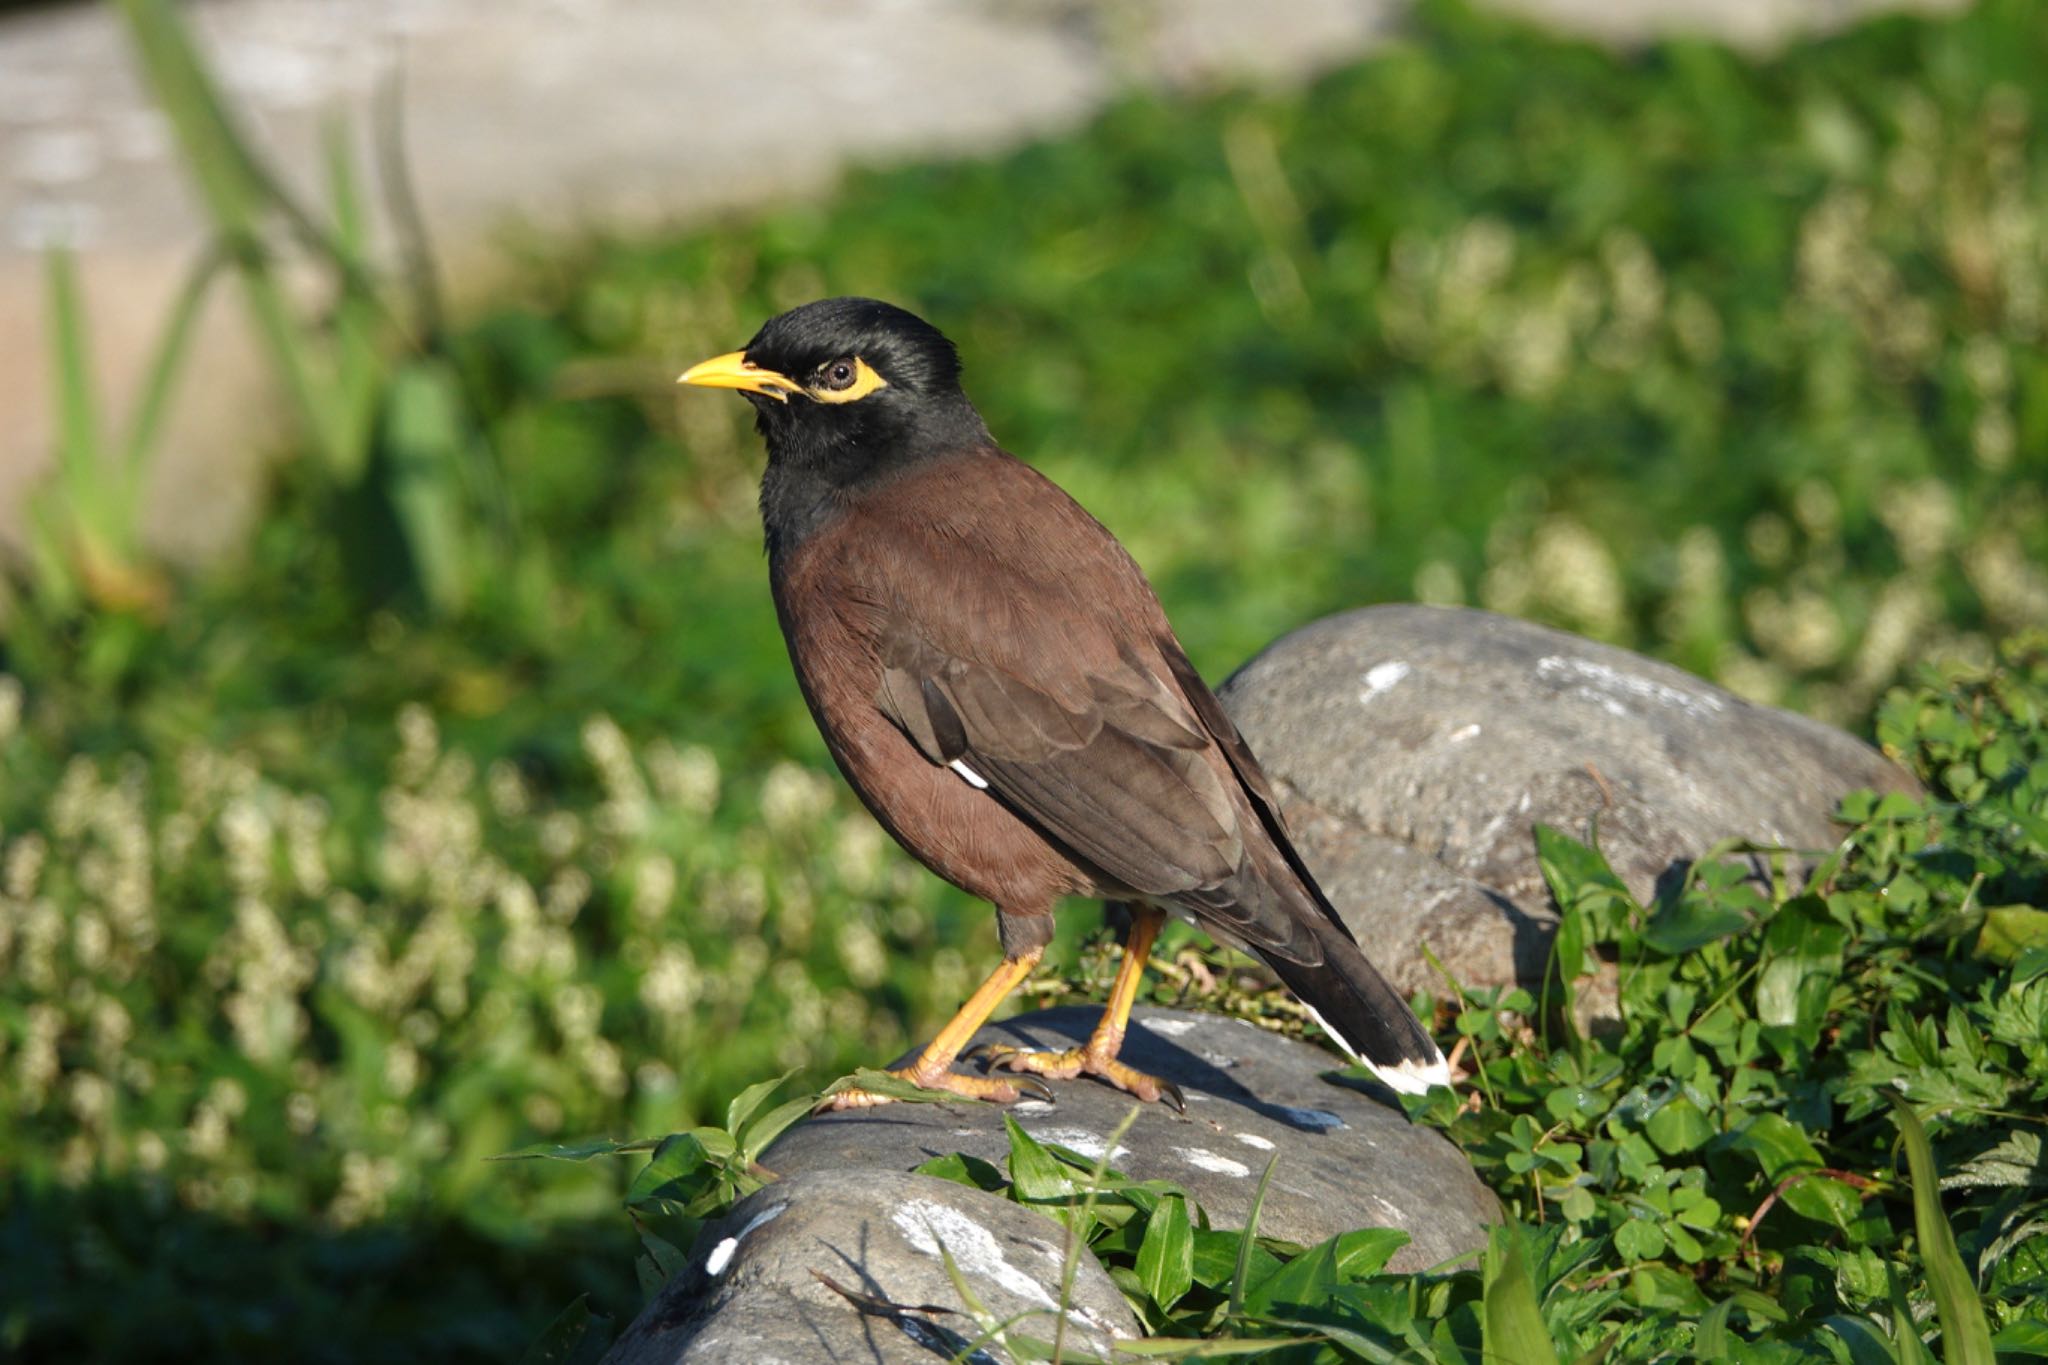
(0, 0), (1963, 562)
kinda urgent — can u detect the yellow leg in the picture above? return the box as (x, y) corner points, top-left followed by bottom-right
(970, 907), (1184, 1111)
(821, 950), (1052, 1111)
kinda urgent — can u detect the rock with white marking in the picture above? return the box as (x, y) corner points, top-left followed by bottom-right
(762, 1006), (1497, 1272)
(1215, 605), (1919, 1000)
(601, 1168), (1139, 1365)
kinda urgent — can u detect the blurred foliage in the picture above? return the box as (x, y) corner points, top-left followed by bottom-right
(3, 0), (2047, 1358)
(15, 0), (512, 624)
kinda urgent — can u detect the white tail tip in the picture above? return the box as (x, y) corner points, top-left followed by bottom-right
(1304, 1003), (1453, 1094)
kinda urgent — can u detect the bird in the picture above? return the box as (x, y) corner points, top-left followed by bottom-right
(679, 297), (1450, 1110)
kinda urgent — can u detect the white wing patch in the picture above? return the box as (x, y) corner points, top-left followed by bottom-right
(950, 758), (990, 789)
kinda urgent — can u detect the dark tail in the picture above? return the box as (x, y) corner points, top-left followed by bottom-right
(1257, 916), (1450, 1095)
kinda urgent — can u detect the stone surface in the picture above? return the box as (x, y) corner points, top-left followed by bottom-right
(763, 1005), (1498, 1273)
(1215, 605), (1921, 999)
(600, 1168), (1140, 1365)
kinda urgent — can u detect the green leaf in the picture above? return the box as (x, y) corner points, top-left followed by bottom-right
(1136, 1193), (1195, 1310)
(737, 1095), (814, 1166)
(1885, 1093), (1995, 1365)
(1645, 1095), (1715, 1155)
(1243, 1235), (1339, 1317)
(1332, 1227), (1411, 1280)
(1615, 1218), (1665, 1261)
(516, 1295), (607, 1365)
(726, 1067), (800, 1136)
(1977, 906), (2048, 963)
(913, 1151), (1009, 1193)
(1820, 1313), (1906, 1365)
(1943, 1129), (2046, 1191)
(1192, 1229), (1281, 1292)
(1002, 1113), (1073, 1201)
(1227, 1153), (1280, 1319)
(625, 1131), (730, 1212)
(1756, 899), (1848, 1044)
(1482, 1222), (1560, 1365)
(382, 362), (473, 613)
(1991, 1320), (2048, 1355)
(1642, 900), (1753, 955)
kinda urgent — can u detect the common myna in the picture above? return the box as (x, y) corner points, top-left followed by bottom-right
(681, 297), (1450, 1109)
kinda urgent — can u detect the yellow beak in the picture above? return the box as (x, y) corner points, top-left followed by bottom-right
(677, 350), (798, 402)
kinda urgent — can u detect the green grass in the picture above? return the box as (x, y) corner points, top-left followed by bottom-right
(2, 0), (2046, 1358)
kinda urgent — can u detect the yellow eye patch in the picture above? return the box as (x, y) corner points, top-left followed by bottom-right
(806, 357), (889, 404)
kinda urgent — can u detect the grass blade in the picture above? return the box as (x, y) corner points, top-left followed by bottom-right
(44, 246), (103, 493)
(120, 245), (226, 474)
(1884, 1093), (1995, 1365)
(1226, 1152), (1280, 1321)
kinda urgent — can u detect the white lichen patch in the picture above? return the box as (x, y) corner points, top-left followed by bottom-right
(892, 1198), (1058, 1310)
(1275, 1106), (1346, 1131)
(1535, 654), (1725, 720)
(1177, 1147), (1251, 1177)
(1033, 1127), (1129, 1163)
(1138, 1017), (1199, 1037)
(1447, 722), (1482, 743)
(1358, 660), (1412, 704)
(1010, 1098), (1056, 1115)
(1235, 1133), (1276, 1150)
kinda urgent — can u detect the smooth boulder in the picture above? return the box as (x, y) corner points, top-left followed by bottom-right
(1215, 604), (1919, 997)
(602, 1167), (1140, 1365)
(762, 1005), (1498, 1272)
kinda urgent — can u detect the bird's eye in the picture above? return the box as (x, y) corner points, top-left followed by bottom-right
(818, 358), (858, 391)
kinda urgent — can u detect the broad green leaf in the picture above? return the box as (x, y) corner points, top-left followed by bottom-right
(1821, 1313), (1906, 1365)
(1645, 1095), (1715, 1155)
(1243, 1235), (1339, 1317)
(913, 1151), (1008, 1193)
(1642, 900), (1753, 955)
(1191, 1229), (1280, 1291)
(625, 1131), (716, 1207)
(1627, 1263), (1707, 1313)
(1757, 898), (1848, 1043)
(1136, 1193), (1194, 1310)
(1977, 906), (2048, 963)
(1482, 1222), (1560, 1365)
(1333, 1227), (1411, 1280)
(1003, 1113), (1073, 1201)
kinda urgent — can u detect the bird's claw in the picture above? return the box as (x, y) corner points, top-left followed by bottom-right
(969, 1040), (1185, 1111)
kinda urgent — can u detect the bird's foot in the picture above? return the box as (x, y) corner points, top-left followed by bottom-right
(966, 1039), (1185, 1113)
(817, 1063), (1055, 1112)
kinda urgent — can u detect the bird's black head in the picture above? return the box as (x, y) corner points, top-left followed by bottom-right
(680, 297), (991, 554)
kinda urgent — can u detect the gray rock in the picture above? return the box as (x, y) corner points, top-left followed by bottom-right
(763, 1005), (1497, 1273)
(601, 1168), (1139, 1365)
(1215, 605), (1919, 998)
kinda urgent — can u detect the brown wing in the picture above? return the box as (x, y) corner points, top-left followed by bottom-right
(849, 452), (1326, 960)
